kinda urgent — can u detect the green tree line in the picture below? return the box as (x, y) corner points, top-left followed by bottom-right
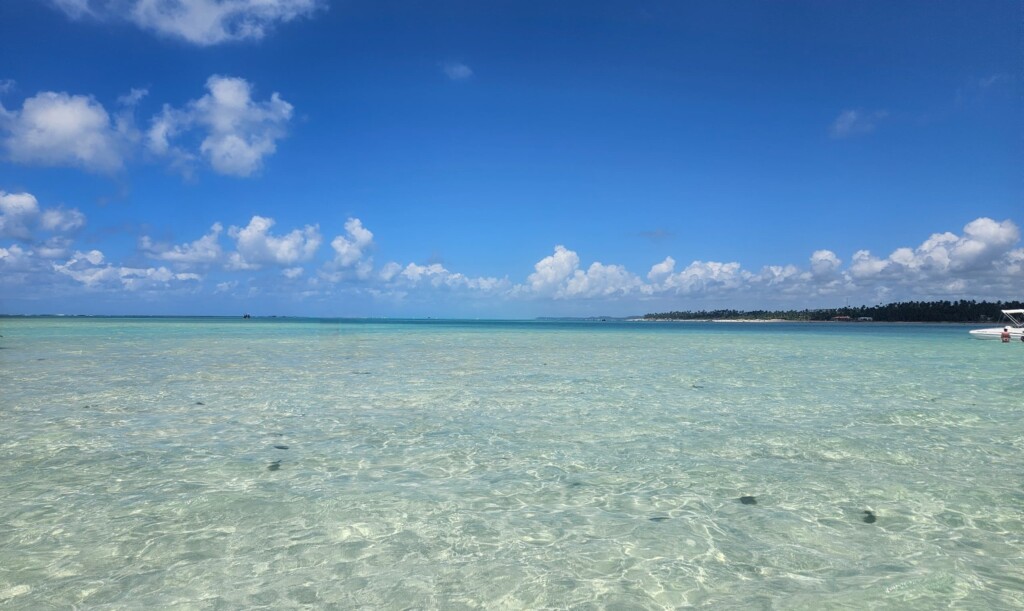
(643, 300), (1024, 322)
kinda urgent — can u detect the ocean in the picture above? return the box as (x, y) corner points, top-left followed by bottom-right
(1, 317), (1021, 608)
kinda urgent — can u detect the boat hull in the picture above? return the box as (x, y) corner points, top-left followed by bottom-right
(969, 327), (1024, 340)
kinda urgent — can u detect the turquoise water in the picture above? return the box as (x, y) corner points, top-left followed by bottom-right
(1, 317), (1022, 608)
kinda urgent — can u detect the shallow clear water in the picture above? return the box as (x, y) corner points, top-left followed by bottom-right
(1, 317), (1022, 609)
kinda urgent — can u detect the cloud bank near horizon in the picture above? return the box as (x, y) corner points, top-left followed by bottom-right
(3, 190), (1021, 313)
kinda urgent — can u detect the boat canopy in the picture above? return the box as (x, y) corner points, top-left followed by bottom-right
(999, 309), (1024, 328)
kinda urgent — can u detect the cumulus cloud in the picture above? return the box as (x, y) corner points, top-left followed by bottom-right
(0, 191), (41, 239)
(148, 75), (293, 176)
(848, 218), (1019, 282)
(630, 219), (1020, 303)
(329, 218), (374, 267)
(0, 244), (33, 269)
(809, 249), (841, 276)
(441, 62), (473, 81)
(141, 222), (223, 264)
(51, 0), (323, 46)
(379, 261), (402, 282)
(226, 215), (320, 269)
(654, 260), (747, 294)
(2, 77), (290, 178)
(0, 190), (85, 240)
(830, 109), (888, 138)
(527, 245), (580, 295)
(0, 91), (135, 172)
(53, 248), (200, 290)
(4, 210), (1022, 309)
(524, 245), (643, 299)
(387, 261), (507, 292)
(564, 262), (643, 298)
(647, 256), (675, 283)
(317, 217), (377, 282)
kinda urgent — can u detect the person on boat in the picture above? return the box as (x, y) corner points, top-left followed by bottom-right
(1001, 327), (1010, 342)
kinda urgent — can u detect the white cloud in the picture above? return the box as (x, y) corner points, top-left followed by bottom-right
(527, 245), (579, 295)
(51, 0), (323, 46)
(756, 264), (803, 286)
(227, 215), (320, 269)
(148, 75), (293, 176)
(647, 256), (675, 283)
(0, 91), (134, 172)
(0, 190), (85, 240)
(329, 218), (374, 266)
(35, 237), (75, 259)
(0, 244), (32, 269)
(141, 222), (223, 264)
(379, 261), (402, 282)
(1006, 248), (1024, 276)
(441, 62), (473, 81)
(809, 249), (841, 276)
(3, 210), (1022, 310)
(655, 260), (748, 294)
(390, 261), (507, 292)
(830, 109), (888, 138)
(524, 245), (642, 299)
(319, 218), (376, 282)
(40, 207), (86, 233)
(849, 249), (888, 278)
(0, 191), (40, 239)
(2, 78), (289, 178)
(848, 218), (1019, 281)
(564, 262), (643, 298)
(54, 249), (201, 290)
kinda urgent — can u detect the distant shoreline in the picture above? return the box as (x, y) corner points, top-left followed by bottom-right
(629, 317), (988, 325)
(641, 300), (1023, 325)
(0, 311), (1003, 325)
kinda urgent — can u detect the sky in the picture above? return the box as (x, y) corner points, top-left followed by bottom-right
(0, 0), (1020, 317)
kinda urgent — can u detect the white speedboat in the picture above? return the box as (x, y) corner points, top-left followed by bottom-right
(969, 309), (1024, 340)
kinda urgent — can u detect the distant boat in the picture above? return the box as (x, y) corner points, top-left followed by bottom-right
(969, 309), (1024, 340)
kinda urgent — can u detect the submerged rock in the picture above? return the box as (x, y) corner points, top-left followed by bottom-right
(739, 496), (757, 505)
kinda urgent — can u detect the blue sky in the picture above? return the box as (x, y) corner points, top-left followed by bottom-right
(0, 0), (1020, 317)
